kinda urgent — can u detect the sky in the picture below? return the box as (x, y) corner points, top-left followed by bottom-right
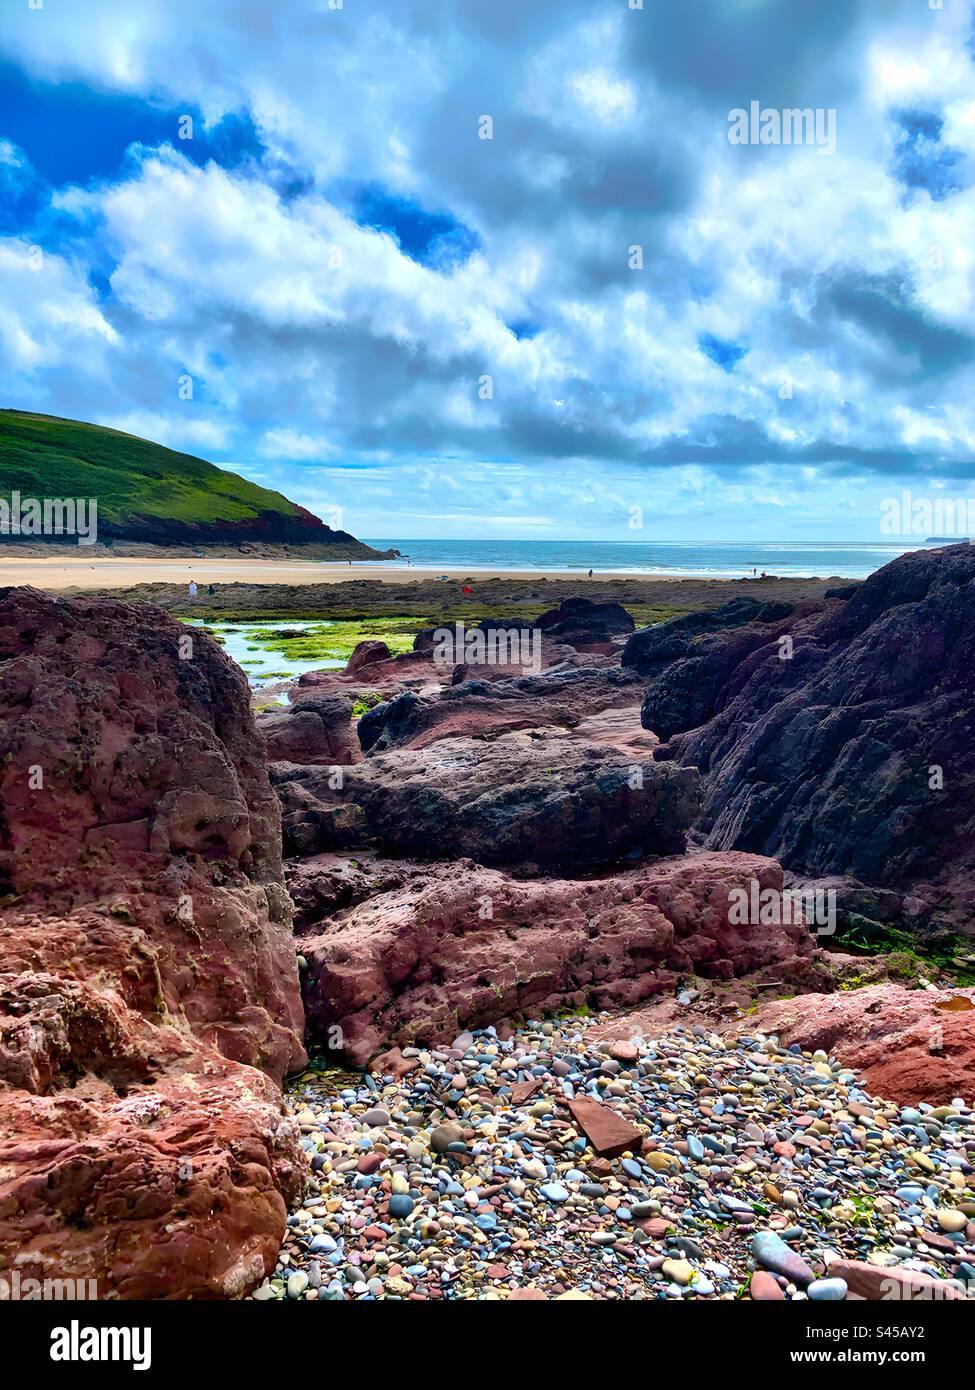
(2, 0), (975, 543)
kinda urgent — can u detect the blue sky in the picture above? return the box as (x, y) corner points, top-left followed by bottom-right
(2, 0), (975, 542)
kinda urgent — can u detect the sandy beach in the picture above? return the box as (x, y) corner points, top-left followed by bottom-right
(0, 553), (856, 625)
(0, 554), (851, 591)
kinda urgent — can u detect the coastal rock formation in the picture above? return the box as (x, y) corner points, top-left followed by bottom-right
(538, 596), (636, 642)
(292, 642), (434, 699)
(358, 662), (645, 753)
(258, 692), (361, 766)
(287, 852), (431, 933)
(0, 588), (305, 1298)
(274, 731), (700, 867)
(622, 597), (796, 672)
(530, 597), (635, 653)
(643, 608), (829, 744)
(650, 544), (975, 927)
(299, 852), (817, 1065)
(742, 984), (975, 1106)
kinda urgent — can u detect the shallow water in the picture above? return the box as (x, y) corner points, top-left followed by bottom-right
(185, 619), (344, 687)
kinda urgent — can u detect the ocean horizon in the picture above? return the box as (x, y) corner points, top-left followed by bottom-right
(360, 538), (952, 580)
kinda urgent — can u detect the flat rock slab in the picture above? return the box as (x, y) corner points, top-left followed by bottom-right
(509, 1078), (544, 1105)
(562, 1095), (644, 1158)
(830, 1260), (964, 1302)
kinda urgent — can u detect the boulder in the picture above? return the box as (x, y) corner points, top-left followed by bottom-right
(274, 731), (700, 867)
(345, 639), (391, 673)
(0, 588), (305, 1298)
(537, 597), (636, 645)
(298, 852), (817, 1065)
(257, 691), (361, 766)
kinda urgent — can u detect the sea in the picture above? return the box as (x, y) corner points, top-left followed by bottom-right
(360, 539), (953, 581)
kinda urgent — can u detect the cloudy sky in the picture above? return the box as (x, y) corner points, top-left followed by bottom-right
(2, 0), (975, 542)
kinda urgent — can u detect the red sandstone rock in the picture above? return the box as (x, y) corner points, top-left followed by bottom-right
(509, 1078), (544, 1105)
(286, 852), (432, 933)
(294, 644), (435, 698)
(742, 984), (975, 1106)
(636, 1217), (670, 1239)
(749, 1271), (785, 1301)
(258, 693), (361, 766)
(370, 1047), (420, 1081)
(300, 852), (817, 1065)
(346, 639), (392, 674)
(357, 661), (645, 755)
(830, 1259), (964, 1301)
(561, 1096), (644, 1158)
(0, 588), (305, 1299)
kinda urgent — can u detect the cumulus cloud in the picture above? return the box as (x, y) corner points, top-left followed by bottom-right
(1, 0), (974, 539)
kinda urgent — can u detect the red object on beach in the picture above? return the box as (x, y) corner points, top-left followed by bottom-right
(462, 585), (473, 594)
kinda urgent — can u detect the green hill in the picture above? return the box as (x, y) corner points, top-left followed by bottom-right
(0, 410), (386, 553)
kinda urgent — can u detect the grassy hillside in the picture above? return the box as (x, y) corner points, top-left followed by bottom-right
(0, 410), (375, 550)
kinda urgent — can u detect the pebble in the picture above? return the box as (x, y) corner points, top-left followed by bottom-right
(807, 1278), (848, 1301)
(937, 1209), (967, 1233)
(255, 1017), (975, 1301)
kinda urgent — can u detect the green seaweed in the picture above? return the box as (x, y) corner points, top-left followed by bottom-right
(832, 920), (975, 987)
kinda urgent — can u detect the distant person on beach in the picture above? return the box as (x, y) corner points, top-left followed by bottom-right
(188, 580), (197, 597)
(207, 583), (216, 595)
(588, 568), (593, 578)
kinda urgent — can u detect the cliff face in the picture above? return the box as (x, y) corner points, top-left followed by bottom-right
(646, 544), (975, 929)
(0, 588), (306, 1298)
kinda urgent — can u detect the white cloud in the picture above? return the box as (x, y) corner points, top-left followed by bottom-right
(2, 0), (975, 539)
(258, 429), (338, 460)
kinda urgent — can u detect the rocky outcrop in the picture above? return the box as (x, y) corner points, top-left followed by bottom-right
(622, 597), (796, 674)
(274, 731), (700, 867)
(0, 588), (305, 1298)
(741, 984), (975, 1106)
(358, 662), (645, 754)
(299, 852), (817, 1066)
(645, 608), (828, 744)
(258, 692), (361, 766)
(537, 597), (635, 650)
(650, 545), (975, 928)
(292, 644), (434, 699)
(287, 852), (431, 933)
